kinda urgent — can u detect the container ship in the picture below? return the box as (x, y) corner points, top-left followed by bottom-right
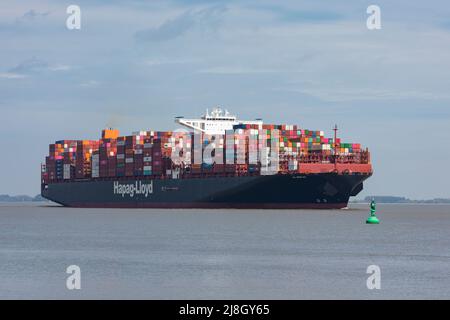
(41, 108), (372, 209)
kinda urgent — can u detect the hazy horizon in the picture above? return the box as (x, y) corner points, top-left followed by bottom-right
(1, 0), (449, 198)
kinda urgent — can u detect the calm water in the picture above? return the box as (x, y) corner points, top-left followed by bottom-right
(0, 203), (449, 299)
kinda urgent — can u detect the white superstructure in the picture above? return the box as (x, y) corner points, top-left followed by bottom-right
(175, 107), (263, 134)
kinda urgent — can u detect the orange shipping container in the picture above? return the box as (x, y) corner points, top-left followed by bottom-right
(102, 129), (120, 139)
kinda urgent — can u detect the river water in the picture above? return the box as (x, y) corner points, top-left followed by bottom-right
(0, 203), (449, 299)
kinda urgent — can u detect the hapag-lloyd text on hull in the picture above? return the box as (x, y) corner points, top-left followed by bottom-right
(113, 181), (153, 197)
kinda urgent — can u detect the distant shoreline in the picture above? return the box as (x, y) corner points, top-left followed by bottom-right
(0, 194), (48, 202)
(352, 196), (450, 204)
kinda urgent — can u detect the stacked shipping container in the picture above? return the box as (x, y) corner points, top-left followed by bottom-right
(42, 124), (370, 184)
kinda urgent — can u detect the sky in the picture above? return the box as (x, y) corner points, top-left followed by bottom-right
(0, 0), (449, 199)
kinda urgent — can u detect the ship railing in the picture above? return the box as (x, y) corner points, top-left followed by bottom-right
(281, 150), (370, 164)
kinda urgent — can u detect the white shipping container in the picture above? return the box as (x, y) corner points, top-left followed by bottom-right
(125, 158), (134, 163)
(63, 164), (71, 179)
(143, 165), (152, 171)
(288, 159), (298, 170)
(144, 156), (152, 162)
(92, 156), (99, 173)
(117, 154), (125, 159)
(135, 149), (143, 155)
(91, 154), (100, 178)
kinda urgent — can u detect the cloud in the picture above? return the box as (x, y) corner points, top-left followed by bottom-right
(251, 4), (343, 23)
(0, 72), (27, 79)
(0, 9), (50, 30)
(198, 66), (300, 74)
(134, 12), (196, 42)
(6, 58), (72, 76)
(274, 87), (450, 102)
(9, 57), (49, 74)
(48, 64), (72, 71)
(280, 10), (342, 23)
(15, 9), (50, 24)
(134, 6), (226, 42)
(143, 58), (196, 66)
(80, 80), (100, 87)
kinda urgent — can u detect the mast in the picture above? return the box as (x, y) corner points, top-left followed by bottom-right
(333, 124), (338, 170)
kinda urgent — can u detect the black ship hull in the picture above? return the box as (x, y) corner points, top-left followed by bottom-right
(41, 173), (370, 209)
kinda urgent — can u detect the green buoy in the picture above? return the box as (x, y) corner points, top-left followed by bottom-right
(366, 199), (380, 224)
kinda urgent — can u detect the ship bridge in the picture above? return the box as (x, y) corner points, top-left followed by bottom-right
(175, 107), (263, 134)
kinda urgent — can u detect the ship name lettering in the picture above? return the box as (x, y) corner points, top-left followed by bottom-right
(113, 181), (153, 198)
